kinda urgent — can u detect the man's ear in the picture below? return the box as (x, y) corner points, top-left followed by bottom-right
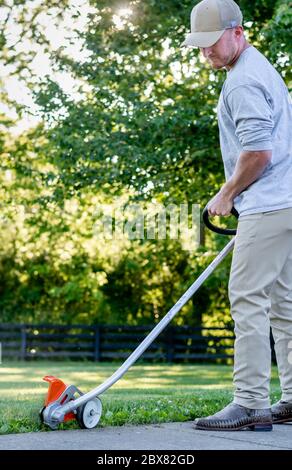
(234, 26), (244, 39)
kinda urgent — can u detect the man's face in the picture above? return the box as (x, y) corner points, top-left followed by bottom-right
(199, 28), (240, 70)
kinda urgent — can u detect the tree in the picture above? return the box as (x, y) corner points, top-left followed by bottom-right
(33, 0), (291, 203)
(0, 0), (291, 326)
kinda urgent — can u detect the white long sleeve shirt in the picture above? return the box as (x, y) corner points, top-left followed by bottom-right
(218, 46), (292, 216)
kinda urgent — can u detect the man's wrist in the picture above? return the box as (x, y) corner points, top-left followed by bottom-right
(220, 181), (238, 200)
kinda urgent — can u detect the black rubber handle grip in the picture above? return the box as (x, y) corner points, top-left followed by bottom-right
(202, 205), (239, 236)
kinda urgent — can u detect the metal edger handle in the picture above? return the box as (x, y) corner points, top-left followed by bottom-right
(202, 204), (239, 236)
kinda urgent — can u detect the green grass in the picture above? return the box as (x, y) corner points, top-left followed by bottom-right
(0, 362), (281, 434)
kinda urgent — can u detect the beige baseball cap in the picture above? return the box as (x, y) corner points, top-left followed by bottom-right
(181, 0), (243, 48)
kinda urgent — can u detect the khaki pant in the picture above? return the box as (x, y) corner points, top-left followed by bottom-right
(229, 207), (292, 409)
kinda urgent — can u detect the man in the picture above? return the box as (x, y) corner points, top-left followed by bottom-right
(182, 0), (292, 431)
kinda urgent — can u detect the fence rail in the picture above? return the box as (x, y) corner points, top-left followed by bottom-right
(0, 323), (236, 363)
(0, 323), (277, 363)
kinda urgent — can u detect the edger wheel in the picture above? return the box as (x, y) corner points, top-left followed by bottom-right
(76, 398), (102, 429)
(39, 406), (46, 424)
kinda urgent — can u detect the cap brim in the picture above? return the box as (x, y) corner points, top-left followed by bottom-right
(181, 30), (225, 48)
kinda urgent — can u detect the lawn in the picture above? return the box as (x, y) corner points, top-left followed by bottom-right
(0, 362), (281, 434)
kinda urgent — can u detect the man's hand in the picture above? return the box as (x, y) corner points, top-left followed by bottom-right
(207, 150), (272, 217)
(208, 189), (234, 217)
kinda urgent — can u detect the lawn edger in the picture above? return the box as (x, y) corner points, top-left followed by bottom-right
(40, 204), (238, 429)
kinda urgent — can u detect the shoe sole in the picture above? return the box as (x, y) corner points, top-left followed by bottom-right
(194, 422), (273, 432)
(272, 417), (292, 424)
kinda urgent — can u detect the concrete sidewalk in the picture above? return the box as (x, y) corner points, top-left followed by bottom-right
(0, 422), (292, 450)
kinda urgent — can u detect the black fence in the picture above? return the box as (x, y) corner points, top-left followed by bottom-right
(0, 323), (236, 363)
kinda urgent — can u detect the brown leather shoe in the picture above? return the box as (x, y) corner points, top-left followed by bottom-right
(271, 400), (292, 423)
(193, 402), (273, 431)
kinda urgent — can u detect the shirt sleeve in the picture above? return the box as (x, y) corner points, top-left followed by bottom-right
(226, 84), (274, 151)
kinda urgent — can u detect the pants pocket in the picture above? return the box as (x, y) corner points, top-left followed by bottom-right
(236, 213), (264, 248)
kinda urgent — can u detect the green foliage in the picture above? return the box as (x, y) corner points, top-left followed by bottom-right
(31, 0), (291, 203)
(0, 0), (291, 326)
(32, 2), (221, 201)
(261, 0), (292, 87)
